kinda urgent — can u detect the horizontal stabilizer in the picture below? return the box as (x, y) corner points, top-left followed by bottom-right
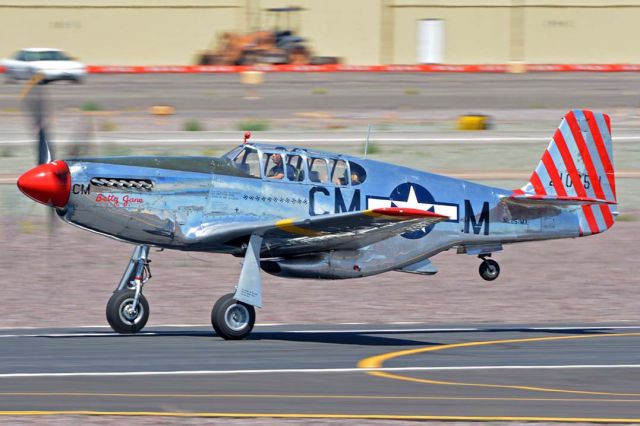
(507, 193), (616, 208)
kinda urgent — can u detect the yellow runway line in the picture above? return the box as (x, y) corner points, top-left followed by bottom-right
(359, 332), (640, 397)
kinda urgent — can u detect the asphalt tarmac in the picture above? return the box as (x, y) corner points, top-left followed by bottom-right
(1, 323), (639, 421)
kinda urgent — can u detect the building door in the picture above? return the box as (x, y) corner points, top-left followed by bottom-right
(417, 19), (444, 63)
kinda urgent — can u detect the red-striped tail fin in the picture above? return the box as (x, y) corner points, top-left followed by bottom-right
(516, 110), (617, 236)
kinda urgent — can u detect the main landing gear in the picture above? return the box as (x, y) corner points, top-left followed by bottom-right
(106, 245), (152, 334)
(107, 234), (264, 340)
(211, 293), (256, 340)
(211, 233), (263, 340)
(478, 254), (500, 281)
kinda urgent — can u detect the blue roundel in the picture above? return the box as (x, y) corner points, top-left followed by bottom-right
(389, 183), (436, 239)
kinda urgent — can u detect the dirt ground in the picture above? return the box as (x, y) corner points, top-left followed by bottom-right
(0, 210), (638, 329)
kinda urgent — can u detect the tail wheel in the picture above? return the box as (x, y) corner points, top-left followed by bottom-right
(479, 259), (500, 281)
(106, 289), (149, 334)
(211, 293), (255, 340)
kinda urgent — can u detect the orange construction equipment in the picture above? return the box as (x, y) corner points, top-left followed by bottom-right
(196, 7), (338, 66)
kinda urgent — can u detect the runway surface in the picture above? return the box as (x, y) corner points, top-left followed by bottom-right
(1, 323), (640, 421)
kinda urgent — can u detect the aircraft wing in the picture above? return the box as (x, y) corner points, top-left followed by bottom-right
(214, 207), (448, 256)
(263, 207), (448, 254)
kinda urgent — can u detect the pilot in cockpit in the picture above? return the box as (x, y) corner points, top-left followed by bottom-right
(267, 153), (296, 180)
(351, 170), (361, 185)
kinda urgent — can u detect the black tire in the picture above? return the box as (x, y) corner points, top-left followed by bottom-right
(211, 293), (255, 340)
(479, 259), (500, 281)
(106, 289), (149, 334)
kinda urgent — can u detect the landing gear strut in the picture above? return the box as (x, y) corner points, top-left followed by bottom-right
(212, 233), (263, 340)
(478, 255), (500, 281)
(106, 245), (152, 334)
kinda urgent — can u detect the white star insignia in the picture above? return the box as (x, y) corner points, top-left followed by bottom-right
(391, 185), (434, 212)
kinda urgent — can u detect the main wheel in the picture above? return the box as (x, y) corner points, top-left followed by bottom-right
(479, 259), (500, 281)
(211, 293), (255, 340)
(106, 289), (149, 334)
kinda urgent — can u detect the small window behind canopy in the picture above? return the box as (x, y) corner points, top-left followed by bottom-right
(348, 161), (366, 185)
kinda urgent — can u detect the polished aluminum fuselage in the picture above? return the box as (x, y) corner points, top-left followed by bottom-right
(59, 149), (581, 278)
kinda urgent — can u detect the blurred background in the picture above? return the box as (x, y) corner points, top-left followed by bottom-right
(1, 0), (640, 65)
(0, 0), (638, 329)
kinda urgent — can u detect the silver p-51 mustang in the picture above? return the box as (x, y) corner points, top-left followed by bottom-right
(17, 109), (617, 339)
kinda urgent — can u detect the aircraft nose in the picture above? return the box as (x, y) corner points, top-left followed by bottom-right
(17, 160), (71, 208)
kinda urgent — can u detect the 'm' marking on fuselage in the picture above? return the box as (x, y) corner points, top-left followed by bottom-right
(464, 200), (490, 235)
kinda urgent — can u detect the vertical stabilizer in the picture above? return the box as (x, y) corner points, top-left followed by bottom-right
(516, 110), (616, 236)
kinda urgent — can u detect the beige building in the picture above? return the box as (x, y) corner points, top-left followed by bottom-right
(0, 0), (638, 65)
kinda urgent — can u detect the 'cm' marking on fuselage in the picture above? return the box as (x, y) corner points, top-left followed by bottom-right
(309, 187), (361, 216)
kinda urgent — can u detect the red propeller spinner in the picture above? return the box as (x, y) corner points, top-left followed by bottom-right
(17, 160), (71, 208)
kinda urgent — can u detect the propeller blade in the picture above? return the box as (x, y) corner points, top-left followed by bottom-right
(37, 126), (51, 164)
(20, 74), (59, 231)
(21, 74), (53, 165)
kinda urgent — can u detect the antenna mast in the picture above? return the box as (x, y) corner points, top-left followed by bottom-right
(364, 124), (372, 158)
